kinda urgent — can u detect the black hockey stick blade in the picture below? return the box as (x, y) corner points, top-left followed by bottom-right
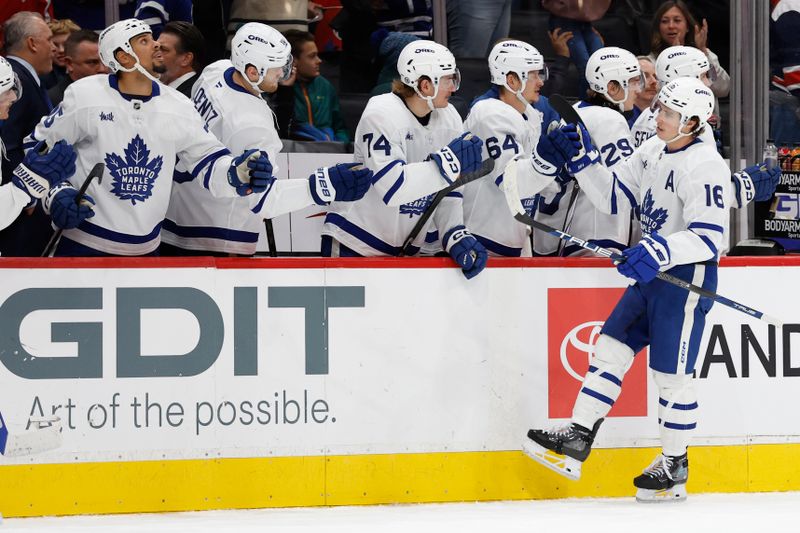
(499, 158), (781, 325)
(41, 163), (105, 257)
(549, 94), (586, 128)
(399, 158), (495, 256)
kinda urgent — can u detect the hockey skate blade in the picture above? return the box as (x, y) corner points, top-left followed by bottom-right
(522, 439), (582, 481)
(635, 485), (687, 503)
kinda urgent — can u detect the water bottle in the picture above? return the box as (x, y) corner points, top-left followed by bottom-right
(763, 139), (778, 169)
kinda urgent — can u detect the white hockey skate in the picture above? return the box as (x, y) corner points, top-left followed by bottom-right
(0, 412), (63, 457)
(634, 453), (689, 503)
(522, 419), (603, 481)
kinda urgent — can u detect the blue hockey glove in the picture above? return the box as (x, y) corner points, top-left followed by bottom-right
(12, 140), (77, 200)
(228, 149), (274, 196)
(536, 123), (582, 170)
(430, 133), (483, 184)
(738, 163), (781, 204)
(565, 122), (600, 175)
(308, 163), (372, 205)
(443, 225), (488, 280)
(294, 123), (336, 142)
(46, 184), (95, 229)
(616, 232), (671, 284)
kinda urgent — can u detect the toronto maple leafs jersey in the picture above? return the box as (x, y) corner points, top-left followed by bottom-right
(321, 92), (465, 256)
(462, 97), (559, 256)
(162, 60), (317, 255)
(0, 182), (31, 232)
(534, 102), (635, 256)
(574, 134), (730, 267)
(27, 74), (254, 255)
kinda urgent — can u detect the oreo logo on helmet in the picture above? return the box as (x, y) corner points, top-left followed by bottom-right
(415, 48), (436, 53)
(667, 51), (687, 59)
(247, 34), (269, 45)
(695, 88), (711, 96)
(600, 54), (620, 60)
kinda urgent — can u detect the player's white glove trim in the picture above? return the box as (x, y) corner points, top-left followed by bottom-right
(12, 164), (50, 199)
(443, 226), (471, 253)
(530, 147), (559, 177)
(731, 170), (754, 209)
(310, 167), (337, 205)
(641, 234), (671, 267)
(433, 146), (461, 184)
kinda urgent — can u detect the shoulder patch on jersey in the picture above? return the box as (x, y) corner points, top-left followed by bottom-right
(105, 135), (163, 205)
(639, 188), (668, 234)
(399, 194), (434, 217)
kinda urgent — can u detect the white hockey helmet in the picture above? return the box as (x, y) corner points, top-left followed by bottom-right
(99, 19), (154, 76)
(656, 76), (714, 141)
(397, 40), (460, 110)
(585, 46), (642, 109)
(655, 46), (712, 84)
(0, 56), (22, 99)
(230, 23), (293, 92)
(489, 40), (548, 105)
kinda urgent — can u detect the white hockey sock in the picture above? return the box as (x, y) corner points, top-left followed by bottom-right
(572, 334), (635, 429)
(653, 370), (697, 457)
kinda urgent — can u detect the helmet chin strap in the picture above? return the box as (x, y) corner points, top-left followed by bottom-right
(605, 83), (629, 112)
(117, 50), (160, 83)
(415, 83), (439, 112)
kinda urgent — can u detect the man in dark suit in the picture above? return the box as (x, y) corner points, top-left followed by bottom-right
(0, 11), (56, 256)
(157, 21), (206, 98)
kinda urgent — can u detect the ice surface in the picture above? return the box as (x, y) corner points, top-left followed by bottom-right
(3, 492), (795, 532)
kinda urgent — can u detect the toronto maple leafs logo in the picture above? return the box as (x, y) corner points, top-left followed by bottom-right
(105, 135), (163, 205)
(639, 188), (668, 234)
(399, 194), (434, 217)
(522, 196), (537, 216)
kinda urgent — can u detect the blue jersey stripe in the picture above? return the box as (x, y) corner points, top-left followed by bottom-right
(474, 234), (522, 257)
(688, 222), (724, 233)
(371, 159), (404, 184)
(162, 218), (259, 243)
(588, 365), (623, 387)
(694, 233), (718, 256)
(79, 220), (162, 244)
(325, 212), (418, 256)
(382, 172), (405, 204)
(193, 148), (230, 179)
(658, 419), (697, 430)
(580, 386), (615, 406)
(658, 398), (698, 410)
(613, 173), (638, 210)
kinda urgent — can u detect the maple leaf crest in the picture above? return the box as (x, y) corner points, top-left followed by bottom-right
(639, 188), (668, 234)
(105, 135), (163, 205)
(399, 194), (434, 218)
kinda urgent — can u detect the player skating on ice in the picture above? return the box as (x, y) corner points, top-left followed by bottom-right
(321, 40), (489, 279)
(461, 40), (580, 257)
(533, 47), (642, 257)
(0, 56), (77, 233)
(162, 23), (372, 255)
(631, 45), (780, 207)
(524, 77), (730, 503)
(25, 19), (280, 256)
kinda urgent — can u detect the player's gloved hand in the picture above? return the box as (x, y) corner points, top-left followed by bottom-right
(308, 163), (372, 205)
(740, 162), (781, 203)
(46, 183), (95, 229)
(12, 140), (77, 200)
(565, 122), (600, 175)
(616, 232), (671, 284)
(536, 123), (582, 169)
(430, 133), (483, 184)
(228, 149), (274, 196)
(443, 225), (488, 280)
(293, 123), (335, 142)
(730, 168), (754, 208)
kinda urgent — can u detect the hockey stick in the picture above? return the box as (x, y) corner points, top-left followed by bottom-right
(399, 157), (495, 256)
(264, 219), (278, 257)
(501, 158), (782, 326)
(41, 163), (105, 257)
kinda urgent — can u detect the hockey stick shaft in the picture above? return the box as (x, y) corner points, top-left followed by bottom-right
(500, 159), (781, 326)
(264, 219), (278, 257)
(41, 163), (105, 257)
(399, 157), (495, 256)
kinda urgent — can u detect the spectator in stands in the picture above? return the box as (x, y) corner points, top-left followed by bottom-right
(770, 0), (800, 145)
(446, 0), (513, 58)
(283, 29), (349, 143)
(647, 1), (729, 118)
(370, 31), (420, 96)
(48, 30), (108, 107)
(43, 18), (79, 89)
(630, 56), (657, 126)
(53, 0), (135, 32)
(542, 0), (610, 98)
(227, 0), (321, 43)
(541, 26), (574, 98)
(0, 11), (56, 256)
(157, 21), (206, 97)
(135, 0), (193, 38)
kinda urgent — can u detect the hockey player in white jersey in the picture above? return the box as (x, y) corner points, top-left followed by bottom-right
(524, 78), (729, 503)
(534, 47), (642, 257)
(25, 19), (277, 256)
(632, 45), (780, 209)
(321, 40), (488, 278)
(461, 40), (580, 257)
(161, 23), (372, 255)
(0, 57), (77, 233)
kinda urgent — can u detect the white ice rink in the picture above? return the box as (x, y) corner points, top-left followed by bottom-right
(2, 492), (795, 533)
